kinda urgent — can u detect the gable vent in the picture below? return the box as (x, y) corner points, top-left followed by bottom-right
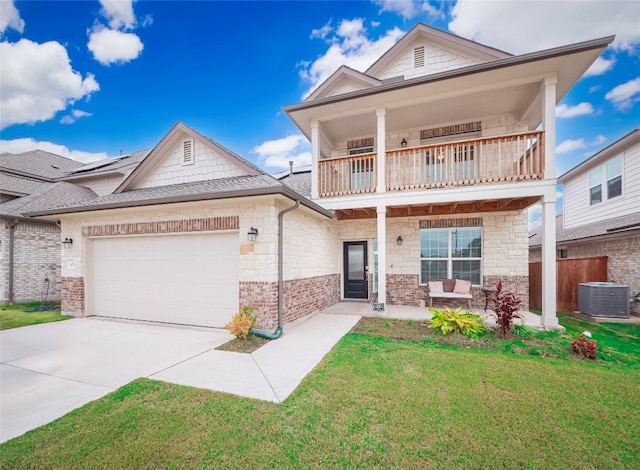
(182, 139), (194, 166)
(414, 46), (425, 68)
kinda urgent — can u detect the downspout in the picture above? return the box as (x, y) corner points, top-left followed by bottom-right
(251, 199), (300, 339)
(8, 219), (19, 304)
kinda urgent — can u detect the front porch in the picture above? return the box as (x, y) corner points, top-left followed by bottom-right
(319, 302), (549, 330)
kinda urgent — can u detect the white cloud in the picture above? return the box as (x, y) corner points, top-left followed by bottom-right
(555, 102), (594, 119)
(88, 26), (144, 65)
(60, 109), (93, 125)
(300, 19), (404, 97)
(252, 134), (311, 170)
(0, 138), (107, 163)
(589, 85), (601, 93)
(0, 0), (24, 34)
(449, 1), (640, 54)
(527, 203), (541, 228)
(311, 21), (332, 40)
(605, 77), (640, 111)
(99, 0), (136, 30)
(584, 56), (616, 77)
(556, 135), (607, 154)
(373, 1), (444, 20)
(0, 39), (99, 129)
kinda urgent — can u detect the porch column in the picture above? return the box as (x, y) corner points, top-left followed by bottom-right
(541, 195), (558, 328)
(376, 108), (386, 193)
(376, 204), (387, 307)
(542, 76), (557, 180)
(310, 119), (320, 200)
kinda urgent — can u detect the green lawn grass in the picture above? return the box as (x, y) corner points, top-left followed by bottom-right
(1, 315), (639, 469)
(0, 302), (72, 330)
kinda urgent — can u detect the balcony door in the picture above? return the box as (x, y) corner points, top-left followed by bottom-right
(343, 241), (368, 299)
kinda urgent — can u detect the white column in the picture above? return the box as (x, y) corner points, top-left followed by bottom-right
(376, 108), (386, 194)
(376, 204), (387, 307)
(310, 120), (320, 200)
(541, 195), (558, 328)
(542, 76), (557, 180)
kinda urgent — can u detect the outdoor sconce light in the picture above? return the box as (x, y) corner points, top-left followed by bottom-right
(396, 235), (403, 246)
(247, 227), (259, 243)
(62, 237), (73, 248)
(401, 138), (408, 148)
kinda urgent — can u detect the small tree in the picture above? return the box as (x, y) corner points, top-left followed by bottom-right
(490, 280), (523, 338)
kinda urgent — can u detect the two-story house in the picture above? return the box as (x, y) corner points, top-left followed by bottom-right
(530, 127), (640, 315)
(27, 24), (612, 331)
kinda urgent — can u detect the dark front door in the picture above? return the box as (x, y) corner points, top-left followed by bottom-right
(343, 241), (368, 299)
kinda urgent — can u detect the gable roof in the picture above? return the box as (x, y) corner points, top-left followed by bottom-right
(365, 23), (511, 78)
(305, 65), (382, 102)
(558, 127), (640, 183)
(0, 181), (97, 220)
(0, 150), (83, 181)
(273, 165), (312, 198)
(115, 122), (264, 193)
(529, 211), (640, 248)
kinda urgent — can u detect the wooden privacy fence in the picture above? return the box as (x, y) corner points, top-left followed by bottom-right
(529, 256), (608, 312)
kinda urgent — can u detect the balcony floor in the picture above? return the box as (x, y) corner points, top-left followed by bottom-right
(319, 301), (546, 330)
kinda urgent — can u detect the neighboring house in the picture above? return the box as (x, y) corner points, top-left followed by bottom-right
(530, 127), (640, 315)
(1, 151), (88, 303)
(28, 24), (612, 330)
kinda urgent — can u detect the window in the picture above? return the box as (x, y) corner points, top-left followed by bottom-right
(348, 146), (374, 156)
(589, 165), (602, 205)
(350, 157), (375, 191)
(606, 155), (622, 199)
(558, 248), (568, 259)
(589, 155), (623, 205)
(420, 227), (482, 285)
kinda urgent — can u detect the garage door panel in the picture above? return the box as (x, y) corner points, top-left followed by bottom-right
(89, 233), (239, 327)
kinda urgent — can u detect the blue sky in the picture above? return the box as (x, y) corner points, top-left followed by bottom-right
(1, 0), (639, 222)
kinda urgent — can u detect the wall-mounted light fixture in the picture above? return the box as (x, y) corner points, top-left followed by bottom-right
(247, 227), (259, 243)
(396, 235), (403, 246)
(62, 237), (73, 248)
(400, 138), (408, 148)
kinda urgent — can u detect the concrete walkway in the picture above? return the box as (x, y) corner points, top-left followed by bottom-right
(0, 313), (359, 443)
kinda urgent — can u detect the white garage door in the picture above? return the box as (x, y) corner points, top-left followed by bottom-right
(88, 233), (239, 327)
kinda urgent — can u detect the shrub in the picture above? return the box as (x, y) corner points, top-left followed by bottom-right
(513, 323), (537, 337)
(572, 332), (598, 359)
(224, 305), (257, 339)
(428, 306), (487, 338)
(490, 280), (524, 338)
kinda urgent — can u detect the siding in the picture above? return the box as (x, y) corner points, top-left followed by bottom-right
(564, 141), (640, 229)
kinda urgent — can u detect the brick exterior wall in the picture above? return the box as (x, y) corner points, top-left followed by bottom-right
(240, 274), (341, 330)
(283, 274), (340, 325)
(530, 235), (640, 315)
(386, 273), (529, 311)
(61, 277), (84, 315)
(82, 216), (239, 237)
(1, 220), (61, 304)
(239, 281), (278, 329)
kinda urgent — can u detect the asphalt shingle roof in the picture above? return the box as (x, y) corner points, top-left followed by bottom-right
(62, 149), (151, 179)
(1, 150), (83, 181)
(0, 172), (51, 197)
(0, 182), (98, 219)
(529, 211), (640, 248)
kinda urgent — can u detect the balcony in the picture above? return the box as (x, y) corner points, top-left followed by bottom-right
(318, 131), (544, 198)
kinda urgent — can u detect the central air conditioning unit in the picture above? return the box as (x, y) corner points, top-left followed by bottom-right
(578, 282), (630, 318)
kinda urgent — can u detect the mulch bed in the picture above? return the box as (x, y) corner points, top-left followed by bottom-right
(215, 334), (271, 354)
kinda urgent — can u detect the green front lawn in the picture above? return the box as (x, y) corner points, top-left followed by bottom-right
(0, 303), (72, 330)
(2, 314), (639, 468)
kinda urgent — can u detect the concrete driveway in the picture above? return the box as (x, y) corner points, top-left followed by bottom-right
(1, 313), (359, 443)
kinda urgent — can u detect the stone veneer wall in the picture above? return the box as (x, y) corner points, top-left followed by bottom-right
(0, 220), (61, 304)
(61, 277), (84, 315)
(386, 274), (529, 310)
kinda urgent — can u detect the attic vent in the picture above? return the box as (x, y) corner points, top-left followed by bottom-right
(414, 46), (425, 68)
(182, 139), (194, 166)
